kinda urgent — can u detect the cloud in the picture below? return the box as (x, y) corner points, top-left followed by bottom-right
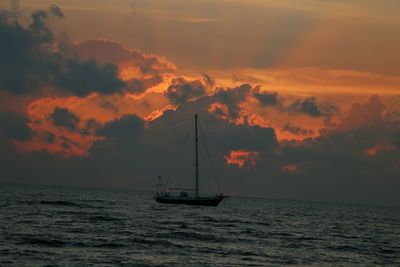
(55, 59), (126, 97)
(282, 95), (400, 165)
(394, 129), (400, 148)
(126, 75), (163, 95)
(224, 150), (259, 168)
(0, 112), (33, 141)
(69, 39), (178, 95)
(336, 95), (386, 131)
(44, 132), (55, 144)
(1, 92), (400, 205)
(201, 73), (215, 87)
(287, 97), (322, 117)
(282, 123), (314, 136)
(282, 164), (299, 173)
(252, 87), (282, 108)
(50, 107), (80, 131)
(214, 120), (277, 152)
(0, 8), (55, 94)
(211, 84), (252, 120)
(0, 7), (125, 96)
(70, 39), (176, 76)
(151, 98), (278, 153)
(97, 114), (144, 138)
(208, 102), (230, 120)
(165, 77), (206, 104)
(98, 100), (120, 114)
(287, 96), (339, 119)
(49, 4), (64, 18)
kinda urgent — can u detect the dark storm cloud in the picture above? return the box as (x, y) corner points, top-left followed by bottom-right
(212, 84), (251, 120)
(0, 112), (32, 141)
(252, 88), (282, 108)
(394, 129), (400, 148)
(97, 114), (145, 138)
(281, 96), (400, 165)
(0, 8), (56, 93)
(152, 94), (278, 152)
(264, 95), (400, 204)
(55, 59), (125, 97)
(287, 96), (339, 118)
(165, 77), (206, 104)
(126, 75), (163, 94)
(214, 84), (250, 105)
(70, 39), (175, 75)
(0, 7), (125, 96)
(279, 119), (400, 190)
(78, 98), (278, 189)
(212, 119), (277, 151)
(50, 107), (80, 131)
(288, 97), (322, 117)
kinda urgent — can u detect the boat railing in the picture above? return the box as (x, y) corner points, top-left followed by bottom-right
(168, 187), (196, 191)
(155, 190), (223, 198)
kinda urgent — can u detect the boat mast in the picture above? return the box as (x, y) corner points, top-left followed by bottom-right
(195, 114), (199, 197)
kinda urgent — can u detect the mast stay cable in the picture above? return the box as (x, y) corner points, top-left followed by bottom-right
(198, 118), (222, 194)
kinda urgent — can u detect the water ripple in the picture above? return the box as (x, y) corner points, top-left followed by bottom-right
(0, 184), (399, 266)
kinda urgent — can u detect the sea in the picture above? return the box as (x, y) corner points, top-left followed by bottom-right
(0, 184), (399, 266)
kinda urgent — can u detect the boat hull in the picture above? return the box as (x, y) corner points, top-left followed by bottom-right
(154, 195), (225, 207)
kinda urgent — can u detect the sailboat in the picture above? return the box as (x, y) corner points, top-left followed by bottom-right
(154, 114), (227, 207)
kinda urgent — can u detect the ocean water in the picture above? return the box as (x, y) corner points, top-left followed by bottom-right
(0, 184), (399, 266)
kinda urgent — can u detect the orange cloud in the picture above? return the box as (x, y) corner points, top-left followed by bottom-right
(208, 100), (322, 142)
(366, 143), (397, 157)
(336, 95), (386, 131)
(145, 104), (177, 122)
(17, 87), (182, 156)
(282, 164), (299, 173)
(224, 150), (259, 168)
(208, 101), (271, 128)
(208, 102), (230, 121)
(5, 26), (398, 160)
(71, 39), (176, 83)
(14, 133), (103, 158)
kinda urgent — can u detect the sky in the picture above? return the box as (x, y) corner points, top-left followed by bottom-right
(0, 0), (400, 205)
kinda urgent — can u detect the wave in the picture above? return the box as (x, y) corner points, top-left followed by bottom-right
(327, 244), (359, 252)
(130, 237), (186, 249)
(379, 248), (397, 255)
(21, 237), (67, 247)
(19, 238), (132, 249)
(94, 243), (128, 248)
(17, 200), (106, 209)
(201, 216), (270, 228)
(18, 200), (80, 207)
(39, 200), (79, 206)
(88, 215), (123, 222)
(156, 231), (226, 243)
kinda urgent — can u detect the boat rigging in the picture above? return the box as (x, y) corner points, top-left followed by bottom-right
(154, 114), (227, 206)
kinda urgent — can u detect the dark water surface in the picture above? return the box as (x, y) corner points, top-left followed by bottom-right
(0, 184), (399, 266)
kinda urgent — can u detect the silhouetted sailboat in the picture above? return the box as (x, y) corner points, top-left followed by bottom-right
(154, 114), (227, 206)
